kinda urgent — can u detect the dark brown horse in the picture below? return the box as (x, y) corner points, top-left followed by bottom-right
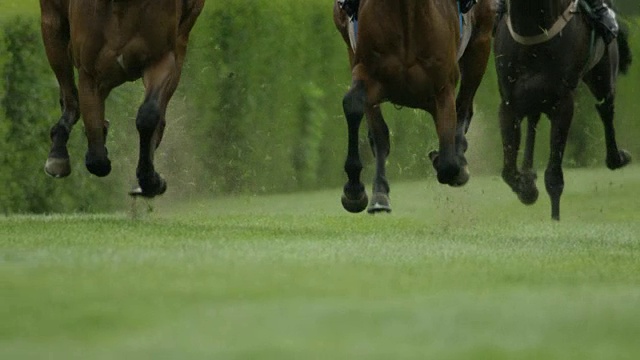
(494, 0), (632, 220)
(40, 0), (204, 197)
(333, 0), (494, 213)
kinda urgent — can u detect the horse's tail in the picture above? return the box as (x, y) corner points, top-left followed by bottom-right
(616, 21), (632, 75)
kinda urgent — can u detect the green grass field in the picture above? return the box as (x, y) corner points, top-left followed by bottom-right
(1, 165), (639, 359)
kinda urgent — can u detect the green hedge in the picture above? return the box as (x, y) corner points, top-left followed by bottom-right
(1, 3), (639, 213)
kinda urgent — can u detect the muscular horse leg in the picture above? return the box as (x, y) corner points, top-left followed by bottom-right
(454, 30), (491, 186)
(518, 114), (540, 204)
(41, 3), (79, 177)
(499, 101), (523, 197)
(431, 85), (462, 186)
(341, 78), (368, 213)
(583, 62), (631, 170)
(131, 52), (182, 198)
(545, 97), (574, 221)
(596, 95), (631, 169)
(366, 105), (391, 213)
(79, 71), (111, 177)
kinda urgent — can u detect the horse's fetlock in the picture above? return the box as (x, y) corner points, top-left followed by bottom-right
(85, 150), (111, 177)
(437, 158), (460, 185)
(50, 123), (70, 142)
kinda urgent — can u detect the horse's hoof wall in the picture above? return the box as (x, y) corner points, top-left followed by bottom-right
(449, 165), (470, 187)
(341, 192), (368, 213)
(607, 149), (632, 170)
(367, 192), (391, 214)
(518, 188), (539, 205)
(428, 150), (439, 169)
(130, 178), (167, 198)
(44, 157), (71, 178)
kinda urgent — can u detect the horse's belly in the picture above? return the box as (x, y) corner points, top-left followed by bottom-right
(376, 58), (457, 109)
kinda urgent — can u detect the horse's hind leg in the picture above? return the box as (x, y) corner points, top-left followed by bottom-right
(583, 53), (631, 170)
(519, 114), (540, 204)
(130, 52), (182, 198)
(40, 3), (79, 177)
(366, 106), (391, 213)
(596, 95), (631, 169)
(545, 97), (574, 221)
(500, 101), (523, 196)
(341, 78), (368, 213)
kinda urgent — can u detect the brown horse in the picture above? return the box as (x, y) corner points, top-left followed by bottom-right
(333, 0), (494, 213)
(494, 0), (632, 220)
(40, 0), (204, 197)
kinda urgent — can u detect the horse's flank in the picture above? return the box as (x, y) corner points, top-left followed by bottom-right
(51, 0), (201, 85)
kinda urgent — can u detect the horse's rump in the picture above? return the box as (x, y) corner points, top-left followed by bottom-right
(351, 0), (461, 107)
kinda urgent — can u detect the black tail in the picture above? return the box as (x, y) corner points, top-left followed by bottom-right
(616, 21), (632, 75)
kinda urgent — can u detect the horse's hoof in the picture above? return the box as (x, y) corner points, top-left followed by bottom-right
(85, 158), (111, 177)
(341, 191), (368, 213)
(131, 175), (167, 198)
(607, 149), (631, 170)
(449, 165), (470, 187)
(517, 187), (539, 205)
(129, 183), (166, 198)
(85, 149), (111, 177)
(44, 157), (71, 178)
(367, 192), (391, 214)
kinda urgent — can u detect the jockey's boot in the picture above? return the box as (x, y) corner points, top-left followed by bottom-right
(584, 0), (618, 44)
(494, 0), (506, 35)
(459, 0), (478, 14)
(338, 0), (360, 20)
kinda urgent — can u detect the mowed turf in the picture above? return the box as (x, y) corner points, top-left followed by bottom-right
(1, 166), (639, 359)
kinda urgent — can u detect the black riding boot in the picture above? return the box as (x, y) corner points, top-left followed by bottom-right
(459, 0), (478, 14)
(494, 0), (506, 35)
(583, 0), (618, 44)
(338, 0), (360, 20)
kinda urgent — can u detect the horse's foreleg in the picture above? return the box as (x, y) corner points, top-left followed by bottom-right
(341, 79), (368, 213)
(432, 86), (466, 186)
(545, 97), (574, 221)
(365, 106), (391, 213)
(499, 101), (523, 195)
(41, 4), (79, 178)
(583, 54), (631, 170)
(517, 114), (540, 204)
(131, 52), (181, 198)
(78, 72), (111, 177)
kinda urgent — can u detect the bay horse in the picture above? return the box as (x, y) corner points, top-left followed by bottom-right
(494, 0), (632, 220)
(40, 0), (204, 197)
(333, 0), (494, 213)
